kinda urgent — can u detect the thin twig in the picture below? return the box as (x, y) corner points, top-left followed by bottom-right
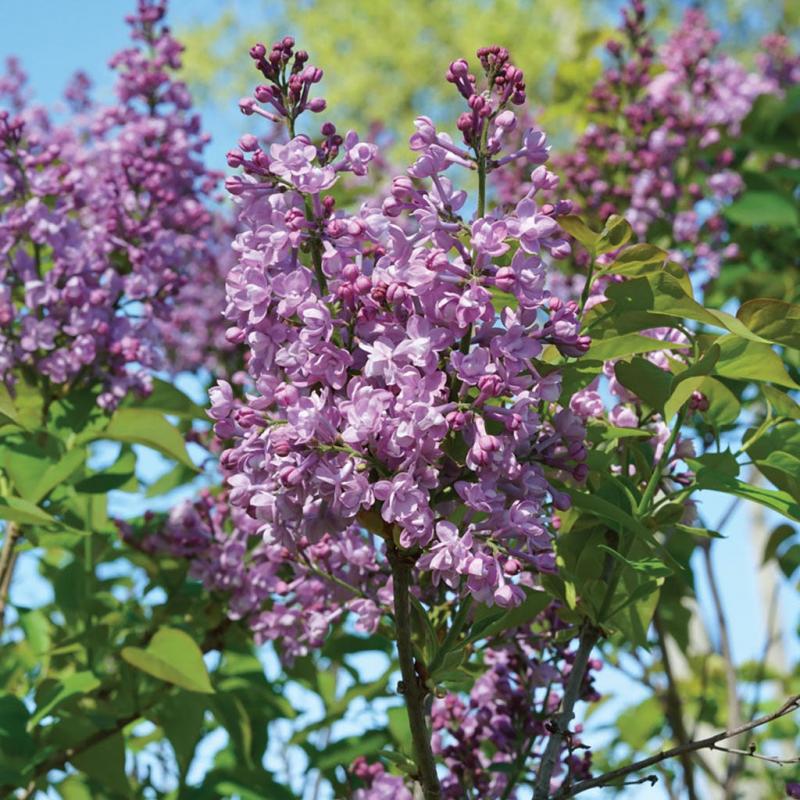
(557, 695), (800, 798)
(0, 521), (21, 633)
(710, 744), (800, 766)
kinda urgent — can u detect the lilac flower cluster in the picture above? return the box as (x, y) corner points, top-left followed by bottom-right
(349, 758), (413, 800)
(758, 34), (800, 90)
(345, 606), (600, 799)
(432, 608), (599, 798)
(0, 1), (220, 407)
(121, 491), (391, 661)
(211, 38), (590, 611)
(157, 215), (240, 376)
(556, 2), (775, 279)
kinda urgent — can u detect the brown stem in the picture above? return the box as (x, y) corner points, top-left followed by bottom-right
(0, 522), (21, 633)
(387, 546), (440, 799)
(653, 611), (699, 800)
(533, 624), (599, 799)
(557, 695), (800, 798)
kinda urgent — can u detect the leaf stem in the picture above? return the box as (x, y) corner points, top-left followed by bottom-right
(579, 257), (596, 315)
(636, 407), (686, 518)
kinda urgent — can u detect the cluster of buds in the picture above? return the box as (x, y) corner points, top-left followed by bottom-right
(447, 47), (526, 150)
(242, 36), (326, 125)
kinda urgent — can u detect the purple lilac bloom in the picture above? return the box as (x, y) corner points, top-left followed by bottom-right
(0, 0), (226, 407)
(212, 38), (590, 618)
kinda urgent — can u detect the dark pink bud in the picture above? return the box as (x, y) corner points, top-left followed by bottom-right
(504, 558), (521, 575)
(449, 59), (469, 78)
(342, 263), (360, 281)
(273, 440), (291, 458)
(226, 149), (244, 168)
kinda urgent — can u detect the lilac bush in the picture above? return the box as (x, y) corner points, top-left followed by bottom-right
(3, 3), (800, 800)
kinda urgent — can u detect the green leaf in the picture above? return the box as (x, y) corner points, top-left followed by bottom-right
(0, 495), (59, 526)
(122, 628), (214, 694)
(687, 451), (741, 478)
(558, 215), (600, 251)
(472, 587), (550, 640)
(672, 523), (724, 539)
(568, 491), (651, 538)
(778, 544), (800, 579)
(29, 447), (87, 504)
(714, 335), (799, 388)
(409, 594), (438, 664)
(55, 776), (94, 800)
(763, 385), (800, 419)
(589, 422), (652, 442)
(694, 468), (800, 522)
(157, 693), (206, 776)
(746, 422), (800, 500)
(763, 524), (795, 564)
(607, 243), (667, 270)
(587, 332), (685, 361)
(604, 273), (770, 342)
(596, 214), (633, 255)
(597, 545), (671, 578)
(616, 696), (663, 749)
(387, 705), (412, 754)
(757, 451), (800, 501)
(47, 387), (106, 442)
(664, 376), (740, 425)
(30, 672), (101, 726)
(90, 409), (197, 470)
(0, 385), (24, 430)
(377, 748), (417, 775)
(210, 693), (255, 768)
(122, 378), (206, 420)
(724, 190), (799, 228)
(72, 731), (129, 796)
(0, 380), (42, 430)
(615, 357), (672, 413)
(737, 299), (800, 349)
(0, 694), (34, 758)
(73, 448), (138, 494)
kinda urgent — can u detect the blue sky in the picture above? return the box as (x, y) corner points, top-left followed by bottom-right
(1, 0), (259, 170)
(3, 2), (798, 798)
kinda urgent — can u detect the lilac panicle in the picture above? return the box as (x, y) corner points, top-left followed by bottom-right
(0, 0), (224, 407)
(212, 37), (590, 634)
